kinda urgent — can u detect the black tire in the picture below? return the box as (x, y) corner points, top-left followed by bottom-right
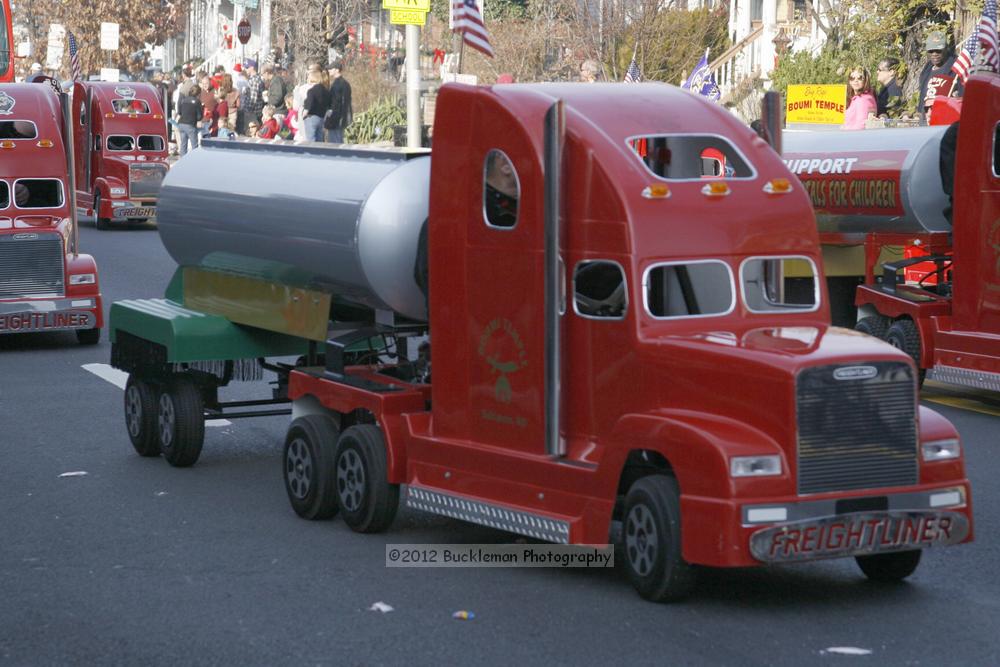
(622, 475), (696, 602)
(76, 327), (100, 345)
(283, 415), (340, 520)
(856, 550), (922, 582)
(334, 424), (399, 533)
(157, 375), (205, 467)
(855, 315), (891, 340)
(124, 375), (160, 457)
(886, 319), (925, 385)
(94, 192), (111, 230)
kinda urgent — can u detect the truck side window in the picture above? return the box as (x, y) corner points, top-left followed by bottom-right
(0, 120), (37, 139)
(627, 134), (754, 181)
(138, 135), (164, 151)
(483, 149), (519, 229)
(994, 123), (1000, 178)
(740, 256), (819, 312)
(13, 179), (63, 209)
(0, 181), (8, 208)
(574, 260), (627, 319)
(79, 101), (87, 126)
(645, 261), (734, 318)
(107, 135), (135, 151)
(112, 99), (150, 114)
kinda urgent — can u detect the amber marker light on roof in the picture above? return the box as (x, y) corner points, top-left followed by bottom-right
(37, 140), (54, 148)
(153, 114), (163, 119)
(763, 178), (792, 194)
(105, 112), (114, 118)
(642, 183), (671, 199)
(701, 181), (730, 197)
(0, 140), (15, 149)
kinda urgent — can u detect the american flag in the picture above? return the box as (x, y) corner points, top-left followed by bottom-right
(68, 31), (81, 81)
(624, 56), (641, 83)
(452, 0), (494, 59)
(980, 0), (999, 73)
(952, 24), (980, 84)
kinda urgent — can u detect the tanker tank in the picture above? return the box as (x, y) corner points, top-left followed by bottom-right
(783, 126), (951, 235)
(157, 139), (431, 322)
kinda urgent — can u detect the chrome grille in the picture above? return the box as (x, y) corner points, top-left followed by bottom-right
(797, 362), (917, 495)
(0, 233), (65, 299)
(129, 162), (168, 198)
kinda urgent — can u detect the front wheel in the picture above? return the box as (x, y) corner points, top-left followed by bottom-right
(622, 475), (696, 602)
(283, 415), (339, 520)
(856, 550), (922, 582)
(94, 192), (111, 230)
(335, 424), (399, 533)
(157, 375), (205, 467)
(76, 327), (100, 345)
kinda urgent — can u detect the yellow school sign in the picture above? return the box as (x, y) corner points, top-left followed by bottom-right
(786, 84), (848, 125)
(384, 0), (429, 24)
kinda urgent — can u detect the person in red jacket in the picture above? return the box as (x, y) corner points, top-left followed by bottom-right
(257, 105), (280, 139)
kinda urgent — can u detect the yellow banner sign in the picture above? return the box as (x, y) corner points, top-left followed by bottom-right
(389, 8), (427, 24)
(384, 0), (431, 12)
(786, 84), (848, 125)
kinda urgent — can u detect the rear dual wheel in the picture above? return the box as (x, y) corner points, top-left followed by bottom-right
(156, 375), (205, 467)
(283, 415), (340, 520)
(335, 425), (399, 533)
(886, 319), (925, 385)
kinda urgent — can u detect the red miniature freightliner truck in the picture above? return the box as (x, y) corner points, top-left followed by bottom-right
(0, 80), (103, 344)
(109, 83), (973, 601)
(71, 82), (169, 230)
(785, 74), (1000, 391)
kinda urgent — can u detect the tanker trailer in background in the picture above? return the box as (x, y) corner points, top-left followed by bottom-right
(784, 73), (1000, 391)
(108, 83), (972, 602)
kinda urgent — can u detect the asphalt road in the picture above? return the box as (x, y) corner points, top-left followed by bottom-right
(2, 223), (999, 666)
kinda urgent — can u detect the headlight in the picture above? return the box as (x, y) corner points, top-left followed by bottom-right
(922, 439), (961, 462)
(730, 455), (782, 477)
(109, 187), (126, 197)
(70, 273), (96, 285)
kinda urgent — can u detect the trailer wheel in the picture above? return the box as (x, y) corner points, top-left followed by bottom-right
(855, 315), (891, 340)
(856, 550), (922, 582)
(885, 319), (925, 384)
(283, 415), (339, 520)
(124, 375), (160, 457)
(76, 327), (100, 345)
(334, 424), (399, 533)
(94, 192), (111, 230)
(622, 475), (695, 602)
(157, 375), (205, 467)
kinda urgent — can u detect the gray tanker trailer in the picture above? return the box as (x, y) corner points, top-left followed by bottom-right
(157, 139), (431, 326)
(783, 125), (952, 235)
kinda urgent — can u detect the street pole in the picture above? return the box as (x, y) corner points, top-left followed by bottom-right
(406, 24), (421, 148)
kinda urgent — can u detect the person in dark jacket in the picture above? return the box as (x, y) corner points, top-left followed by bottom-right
(301, 70), (330, 142)
(875, 57), (905, 118)
(918, 30), (962, 122)
(264, 65), (288, 114)
(176, 85), (203, 156)
(325, 62), (353, 143)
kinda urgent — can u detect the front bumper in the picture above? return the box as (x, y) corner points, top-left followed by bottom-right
(681, 482), (973, 567)
(0, 297), (103, 334)
(110, 200), (156, 220)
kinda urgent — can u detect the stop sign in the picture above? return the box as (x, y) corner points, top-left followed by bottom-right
(237, 18), (251, 45)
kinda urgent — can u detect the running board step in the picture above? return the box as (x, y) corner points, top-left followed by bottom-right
(928, 365), (1000, 392)
(406, 486), (571, 544)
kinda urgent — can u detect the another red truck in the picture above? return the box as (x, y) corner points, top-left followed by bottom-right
(0, 80), (103, 343)
(785, 74), (1000, 392)
(109, 83), (973, 601)
(71, 81), (169, 229)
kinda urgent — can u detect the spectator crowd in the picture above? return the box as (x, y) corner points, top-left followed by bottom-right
(162, 57), (353, 156)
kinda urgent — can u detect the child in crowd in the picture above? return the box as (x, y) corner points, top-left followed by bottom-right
(217, 117), (236, 140)
(257, 105), (280, 139)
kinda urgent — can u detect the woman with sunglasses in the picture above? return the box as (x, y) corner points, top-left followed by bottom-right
(842, 66), (877, 130)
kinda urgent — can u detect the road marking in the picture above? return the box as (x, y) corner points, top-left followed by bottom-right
(923, 381), (1000, 418)
(82, 363), (232, 426)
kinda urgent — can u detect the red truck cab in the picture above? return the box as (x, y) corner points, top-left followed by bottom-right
(71, 81), (169, 229)
(0, 82), (103, 343)
(282, 84), (971, 600)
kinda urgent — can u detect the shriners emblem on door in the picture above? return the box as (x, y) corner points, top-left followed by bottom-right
(477, 317), (528, 403)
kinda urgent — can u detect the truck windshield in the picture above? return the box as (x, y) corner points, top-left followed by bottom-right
(138, 135), (164, 151)
(626, 134), (754, 180)
(644, 260), (735, 319)
(740, 256), (819, 312)
(0, 121), (37, 139)
(14, 179), (63, 208)
(107, 135), (135, 151)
